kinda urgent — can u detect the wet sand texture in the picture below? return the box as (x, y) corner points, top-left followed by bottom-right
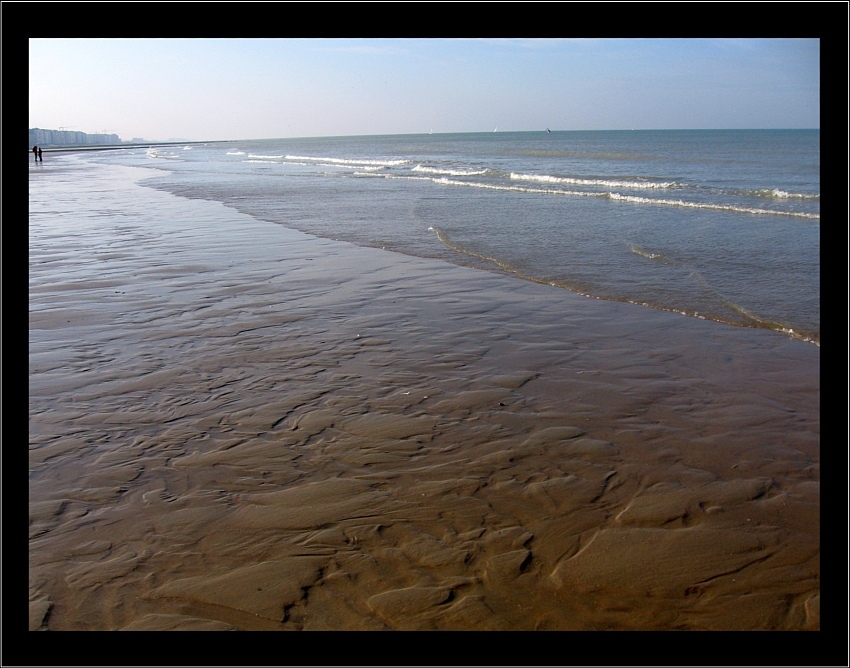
(29, 160), (819, 630)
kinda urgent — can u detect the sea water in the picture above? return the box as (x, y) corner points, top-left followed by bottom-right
(88, 130), (820, 344)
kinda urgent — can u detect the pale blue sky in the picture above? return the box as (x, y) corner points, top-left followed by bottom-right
(29, 38), (820, 142)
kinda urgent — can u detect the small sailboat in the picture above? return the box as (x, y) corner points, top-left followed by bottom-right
(493, 127), (497, 132)
(546, 128), (551, 133)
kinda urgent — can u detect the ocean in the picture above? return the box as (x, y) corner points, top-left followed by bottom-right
(89, 129), (820, 345)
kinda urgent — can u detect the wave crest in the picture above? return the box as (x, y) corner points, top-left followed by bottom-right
(511, 172), (676, 189)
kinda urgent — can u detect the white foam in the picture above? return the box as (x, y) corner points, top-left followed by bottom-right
(608, 193), (819, 220)
(511, 172), (676, 189)
(412, 165), (489, 177)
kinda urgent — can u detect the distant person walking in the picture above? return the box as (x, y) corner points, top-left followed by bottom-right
(37, 146), (43, 162)
(33, 145), (39, 162)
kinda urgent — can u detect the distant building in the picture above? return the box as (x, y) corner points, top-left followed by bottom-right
(29, 128), (122, 148)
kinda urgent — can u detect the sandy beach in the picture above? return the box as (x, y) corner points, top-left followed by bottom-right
(28, 157), (820, 634)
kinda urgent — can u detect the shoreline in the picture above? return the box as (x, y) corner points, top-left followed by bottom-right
(31, 140), (229, 155)
(29, 155), (820, 631)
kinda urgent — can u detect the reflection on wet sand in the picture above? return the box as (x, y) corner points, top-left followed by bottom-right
(29, 160), (819, 631)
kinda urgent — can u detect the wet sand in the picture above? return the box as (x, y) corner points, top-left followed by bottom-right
(28, 158), (820, 633)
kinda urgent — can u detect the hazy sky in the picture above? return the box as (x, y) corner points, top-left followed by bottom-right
(28, 38), (819, 142)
